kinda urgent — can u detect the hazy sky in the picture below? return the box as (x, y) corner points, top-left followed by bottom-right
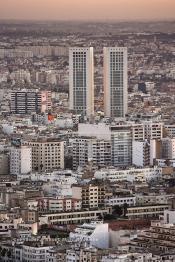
(0, 0), (174, 21)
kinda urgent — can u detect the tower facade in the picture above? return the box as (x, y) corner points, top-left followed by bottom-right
(69, 47), (94, 117)
(104, 47), (128, 118)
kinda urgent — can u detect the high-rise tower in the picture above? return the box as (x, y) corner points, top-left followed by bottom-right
(69, 47), (94, 117)
(103, 47), (128, 118)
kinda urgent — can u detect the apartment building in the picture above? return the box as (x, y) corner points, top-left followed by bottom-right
(37, 197), (82, 213)
(72, 181), (106, 209)
(126, 204), (169, 219)
(10, 90), (51, 114)
(39, 208), (110, 225)
(131, 220), (175, 255)
(132, 140), (150, 167)
(94, 166), (162, 183)
(105, 195), (136, 207)
(132, 122), (163, 141)
(22, 242), (52, 262)
(110, 125), (132, 167)
(72, 137), (111, 170)
(10, 146), (32, 175)
(24, 138), (64, 172)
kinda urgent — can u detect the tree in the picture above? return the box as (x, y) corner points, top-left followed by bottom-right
(113, 205), (123, 217)
(123, 203), (128, 217)
(1, 248), (6, 257)
(7, 250), (11, 258)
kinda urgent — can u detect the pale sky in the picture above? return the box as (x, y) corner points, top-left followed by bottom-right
(0, 0), (174, 21)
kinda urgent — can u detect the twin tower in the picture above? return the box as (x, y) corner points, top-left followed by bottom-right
(69, 47), (128, 118)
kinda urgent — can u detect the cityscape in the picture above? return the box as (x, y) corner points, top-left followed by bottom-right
(0, 1), (175, 262)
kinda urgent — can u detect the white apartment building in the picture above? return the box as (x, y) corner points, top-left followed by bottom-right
(132, 122), (163, 141)
(103, 47), (128, 118)
(22, 243), (52, 262)
(24, 138), (64, 172)
(94, 166), (162, 183)
(10, 146), (32, 175)
(78, 122), (162, 168)
(144, 122), (163, 140)
(69, 47), (94, 117)
(132, 140), (150, 167)
(69, 222), (109, 249)
(136, 194), (173, 206)
(105, 196), (136, 207)
(78, 122), (163, 141)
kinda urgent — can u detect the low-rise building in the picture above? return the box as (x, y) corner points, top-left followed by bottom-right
(126, 204), (169, 219)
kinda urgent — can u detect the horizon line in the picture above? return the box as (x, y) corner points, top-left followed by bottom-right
(0, 18), (175, 23)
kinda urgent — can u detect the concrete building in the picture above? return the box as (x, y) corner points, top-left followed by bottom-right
(164, 210), (175, 224)
(103, 47), (128, 118)
(110, 125), (132, 167)
(164, 124), (175, 138)
(24, 138), (64, 172)
(10, 146), (32, 175)
(131, 220), (175, 255)
(162, 138), (175, 159)
(0, 152), (9, 175)
(10, 90), (51, 114)
(132, 122), (163, 141)
(136, 194), (173, 206)
(132, 140), (150, 167)
(126, 204), (169, 219)
(94, 167), (162, 183)
(37, 197), (82, 213)
(72, 181), (106, 209)
(105, 196), (136, 207)
(144, 122), (163, 140)
(22, 242), (52, 262)
(39, 208), (110, 225)
(72, 137), (111, 170)
(79, 123), (133, 167)
(69, 221), (109, 249)
(69, 47), (94, 117)
(150, 139), (162, 165)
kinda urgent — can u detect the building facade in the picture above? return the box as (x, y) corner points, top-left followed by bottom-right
(69, 47), (94, 117)
(10, 90), (51, 114)
(24, 139), (64, 172)
(103, 47), (128, 118)
(10, 146), (32, 175)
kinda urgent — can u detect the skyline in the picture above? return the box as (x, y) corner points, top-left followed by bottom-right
(0, 0), (175, 21)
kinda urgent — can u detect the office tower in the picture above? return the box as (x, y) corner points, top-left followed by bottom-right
(25, 138), (64, 172)
(103, 47), (128, 118)
(69, 47), (94, 117)
(10, 146), (32, 175)
(10, 90), (51, 114)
